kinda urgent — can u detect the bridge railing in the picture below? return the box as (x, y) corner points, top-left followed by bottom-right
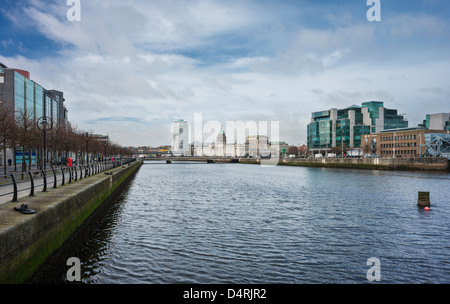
(0, 158), (137, 204)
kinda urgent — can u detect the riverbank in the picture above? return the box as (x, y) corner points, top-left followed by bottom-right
(0, 160), (142, 284)
(239, 157), (450, 171)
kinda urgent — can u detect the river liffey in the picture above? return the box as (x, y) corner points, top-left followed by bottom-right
(76, 162), (450, 284)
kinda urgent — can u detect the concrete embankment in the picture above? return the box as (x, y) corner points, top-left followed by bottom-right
(239, 157), (450, 171)
(0, 160), (142, 284)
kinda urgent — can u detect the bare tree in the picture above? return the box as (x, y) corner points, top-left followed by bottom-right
(287, 146), (298, 156)
(14, 109), (36, 172)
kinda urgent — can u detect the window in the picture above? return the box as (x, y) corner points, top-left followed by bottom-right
(14, 72), (25, 113)
(26, 79), (34, 116)
(53, 99), (58, 123)
(35, 84), (44, 118)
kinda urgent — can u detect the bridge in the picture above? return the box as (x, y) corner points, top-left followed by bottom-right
(139, 157), (241, 164)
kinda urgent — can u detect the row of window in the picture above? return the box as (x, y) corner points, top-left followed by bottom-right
(381, 149), (418, 155)
(14, 71), (59, 123)
(381, 134), (417, 141)
(381, 142), (418, 148)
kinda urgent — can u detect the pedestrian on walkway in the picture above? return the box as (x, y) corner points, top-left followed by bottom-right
(8, 159), (12, 167)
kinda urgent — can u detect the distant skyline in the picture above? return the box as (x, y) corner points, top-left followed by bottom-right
(1, 0), (449, 147)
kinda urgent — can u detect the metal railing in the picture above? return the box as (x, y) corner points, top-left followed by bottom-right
(0, 158), (137, 204)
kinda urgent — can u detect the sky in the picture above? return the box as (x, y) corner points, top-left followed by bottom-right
(1, 0), (449, 147)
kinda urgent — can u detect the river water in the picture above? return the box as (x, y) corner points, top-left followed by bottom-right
(75, 162), (450, 284)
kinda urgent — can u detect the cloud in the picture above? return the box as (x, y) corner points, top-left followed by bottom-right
(2, 0), (450, 147)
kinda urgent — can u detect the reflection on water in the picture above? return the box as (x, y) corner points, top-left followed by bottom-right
(76, 163), (450, 284)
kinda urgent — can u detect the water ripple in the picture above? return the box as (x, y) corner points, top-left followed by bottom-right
(77, 164), (450, 284)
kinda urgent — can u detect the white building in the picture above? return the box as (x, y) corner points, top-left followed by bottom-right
(171, 119), (191, 156)
(425, 113), (450, 130)
(194, 130), (248, 157)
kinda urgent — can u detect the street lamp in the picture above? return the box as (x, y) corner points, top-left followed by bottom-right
(37, 117), (53, 170)
(103, 140), (107, 162)
(84, 132), (90, 165)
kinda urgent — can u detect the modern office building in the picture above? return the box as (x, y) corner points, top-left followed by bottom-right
(307, 101), (408, 155)
(0, 62), (69, 164)
(171, 119), (191, 156)
(0, 63), (68, 127)
(418, 113), (450, 131)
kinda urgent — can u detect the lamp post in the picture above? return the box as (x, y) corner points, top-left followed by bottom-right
(103, 140), (108, 163)
(37, 117), (53, 170)
(84, 132), (90, 165)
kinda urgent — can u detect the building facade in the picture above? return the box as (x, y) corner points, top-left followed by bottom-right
(0, 63), (68, 127)
(418, 113), (450, 131)
(362, 128), (450, 158)
(307, 101), (408, 156)
(193, 131), (286, 158)
(0, 63), (69, 164)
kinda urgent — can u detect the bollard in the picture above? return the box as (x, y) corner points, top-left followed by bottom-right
(418, 192), (430, 207)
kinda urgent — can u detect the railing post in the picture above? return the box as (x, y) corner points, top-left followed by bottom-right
(85, 165), (88, 178)
(28, 171), (35, 197)
(68, 167), (72, 184)
(10, 174), (18, 202)
(79, 165), (83, 180)
(52, 168), (57, 189)
(42, 170), (47, 192)
(61, 168), (65, 186)
(74, 165), (78, 181)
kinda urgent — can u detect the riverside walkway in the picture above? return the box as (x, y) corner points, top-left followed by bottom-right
(0, 160), (135, 204)
(0, 159), (141, 283)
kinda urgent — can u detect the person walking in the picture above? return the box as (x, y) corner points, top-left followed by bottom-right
(8, 159), (12, 167)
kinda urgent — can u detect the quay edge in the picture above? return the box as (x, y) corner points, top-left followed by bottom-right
(0, 160), (142, 284)
(239, 157), (450, 171)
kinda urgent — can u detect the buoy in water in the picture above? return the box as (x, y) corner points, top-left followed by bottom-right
(424, 207), (430, 211)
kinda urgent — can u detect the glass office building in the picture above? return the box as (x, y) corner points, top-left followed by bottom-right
(13, 70), (45, 121)
(361, 101), (408, 133)
(0, 63), (69, 164)
(307, 102), (407, 155)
